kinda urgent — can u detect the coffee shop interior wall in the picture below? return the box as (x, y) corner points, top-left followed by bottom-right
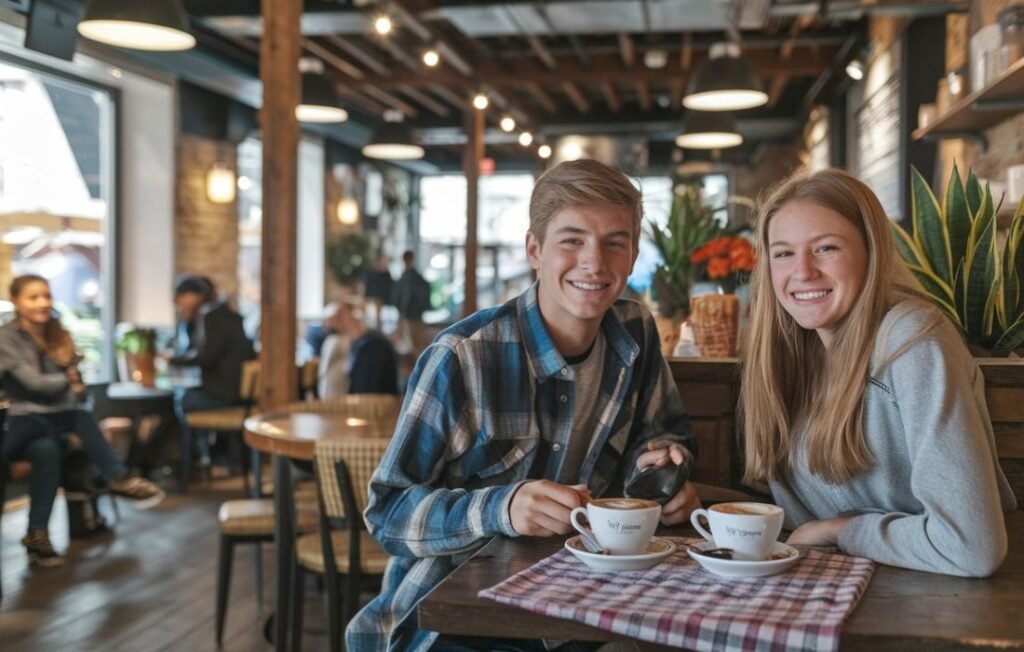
(175, 134), (240, 298)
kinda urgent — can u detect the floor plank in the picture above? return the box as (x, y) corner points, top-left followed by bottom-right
(1, 478), (330, 651)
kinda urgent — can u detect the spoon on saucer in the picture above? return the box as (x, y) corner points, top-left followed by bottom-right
(688, 546), (735, 560)
(577, 530), (609, 555)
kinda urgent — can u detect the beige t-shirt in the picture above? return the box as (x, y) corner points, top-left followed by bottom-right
(558, 331), (606, 484)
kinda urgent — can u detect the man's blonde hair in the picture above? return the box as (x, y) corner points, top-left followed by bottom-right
(528, 159), (643, 246)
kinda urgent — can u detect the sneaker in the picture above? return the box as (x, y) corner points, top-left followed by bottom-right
(22, 529), (63, 568)
(108, 475), (166, 510)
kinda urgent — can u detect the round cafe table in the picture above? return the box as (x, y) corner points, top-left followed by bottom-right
(243, 410), (397, 652)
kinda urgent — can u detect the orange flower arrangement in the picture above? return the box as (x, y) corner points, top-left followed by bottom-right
(690, 236), (756, 280)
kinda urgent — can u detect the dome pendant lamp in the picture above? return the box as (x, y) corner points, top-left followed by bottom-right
(683, 42), (767, 111)
(675, 111), (743, 149)
(296, 58), (349, 123)
(78, 0), (196, 51)
(362, 111), (424, 160)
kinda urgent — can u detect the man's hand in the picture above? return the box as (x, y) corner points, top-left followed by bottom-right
(510, 481), (590, 537)
(635, 440), (689, 469)
(786, 517), (851, 546)
(659, 481), (701, 525)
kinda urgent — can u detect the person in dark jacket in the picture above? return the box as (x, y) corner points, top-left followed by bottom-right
(393, 250), (432, 357)
(169, 275), (255, 470)
(318, 298), (399, 398)
(0, 275), (164, 567)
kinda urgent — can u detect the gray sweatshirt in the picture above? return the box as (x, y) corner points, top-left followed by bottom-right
(770, 300), (1017, 577)
(0, 319), (79, 416)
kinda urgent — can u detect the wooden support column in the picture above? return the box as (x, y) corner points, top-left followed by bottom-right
(259, 0), (300, 409)
(462, 101), (484, 316)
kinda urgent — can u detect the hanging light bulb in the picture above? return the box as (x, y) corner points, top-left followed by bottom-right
(683, 42), (767, 111)
(422, 49), (440, 67)
(500, 116), (516, 132)
(538, 144), (552, 159)
(518, 132), (534, 147)
(846, 59), (865, 81)
(374, 15), (393, 36)
(472, 93), (489, 110)
(78, 0), (196, 51)
(337, 198), (360, 225)
(206, 163), (236, 204)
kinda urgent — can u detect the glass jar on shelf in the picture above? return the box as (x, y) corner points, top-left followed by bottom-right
(998, 5), (1024, 72)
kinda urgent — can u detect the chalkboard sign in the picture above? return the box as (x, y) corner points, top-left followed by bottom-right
(851, 45), (903, 220)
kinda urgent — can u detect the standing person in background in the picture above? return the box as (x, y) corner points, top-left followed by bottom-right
(169, 274), (255, 472)
(363, 253), (394, 330)
(0, 275), (164, 567)
(394, 250), (432, 357)
(319, 297), (399, 398)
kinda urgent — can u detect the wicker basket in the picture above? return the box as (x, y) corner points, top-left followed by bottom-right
(690, 294), (739, 357)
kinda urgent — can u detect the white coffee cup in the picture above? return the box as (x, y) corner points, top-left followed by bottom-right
(570, 497), (661, 555)
(690, 502), (784, 561)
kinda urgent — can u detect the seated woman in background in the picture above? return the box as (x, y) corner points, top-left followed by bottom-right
(741, 168), (1016, 577)
(0, 274), (165, 568)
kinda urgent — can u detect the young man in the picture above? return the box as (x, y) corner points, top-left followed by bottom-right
(347, 160), (699, 651)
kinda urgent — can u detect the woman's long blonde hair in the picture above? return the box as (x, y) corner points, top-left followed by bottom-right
(740, 168), (929, 484)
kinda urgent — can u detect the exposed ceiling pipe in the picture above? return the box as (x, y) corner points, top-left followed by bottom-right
(768, 0), (968, 19)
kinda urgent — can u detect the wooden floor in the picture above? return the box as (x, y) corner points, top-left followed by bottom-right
(0, 477), (331, 651)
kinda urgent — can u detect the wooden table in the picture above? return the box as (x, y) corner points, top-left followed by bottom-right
(243, 410), (396, 652)
(419, 510), (1024, 650)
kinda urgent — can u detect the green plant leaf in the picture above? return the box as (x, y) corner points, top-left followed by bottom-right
(994, 312), (1024, 354)
(944, 163), (971, 277)
(911, 167), (952, 287)
(892, 221), (927, 269)
(963, 190), (996, 339)
(965, 169), (983, 218)
(906, 263), (959, 324)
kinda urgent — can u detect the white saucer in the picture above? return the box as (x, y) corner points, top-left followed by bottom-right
(686, 541), (800, 578)
(564, 536), (676, 572)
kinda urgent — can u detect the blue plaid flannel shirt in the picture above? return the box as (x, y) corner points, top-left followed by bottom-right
(346, 283), (696, 651)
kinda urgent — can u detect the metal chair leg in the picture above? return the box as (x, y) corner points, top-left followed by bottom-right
(327, 574), (343, 651)
(215, 535), (235, 647)
(253, 541), (263, 606)
(290, 562), (306, 652)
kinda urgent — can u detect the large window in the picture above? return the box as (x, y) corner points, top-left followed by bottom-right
(0, 59), (116, 380)
(419, 174), (534, 318)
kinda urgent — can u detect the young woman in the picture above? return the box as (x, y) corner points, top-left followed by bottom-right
(0, 274), (164, 567)
(741, 168), (1016, 577)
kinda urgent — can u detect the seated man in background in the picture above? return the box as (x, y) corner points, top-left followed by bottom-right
(347, 159), (700, 651)
(319, 297), (398, 398)
(169, 275), (255, 469)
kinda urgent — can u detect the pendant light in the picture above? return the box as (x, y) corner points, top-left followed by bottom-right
(296, 59), (349, 123)
(362, 111), (424, 160)
(78, 0), (196, 51)
(675, 111), (743, 149)
(683, 42), (767, 111)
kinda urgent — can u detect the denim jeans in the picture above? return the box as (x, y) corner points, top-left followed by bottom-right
(175, 387), (237, 460)
(3, 410), (126, 530)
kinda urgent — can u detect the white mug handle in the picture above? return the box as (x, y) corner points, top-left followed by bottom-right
(690, 508), (715, 543)
(570, 506), (591, 537)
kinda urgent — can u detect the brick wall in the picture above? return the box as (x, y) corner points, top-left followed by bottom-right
(175, 134), (239, 298)
(0, 243), (12, 302)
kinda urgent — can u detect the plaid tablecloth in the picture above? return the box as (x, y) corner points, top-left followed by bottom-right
(479, 537), (875, 652)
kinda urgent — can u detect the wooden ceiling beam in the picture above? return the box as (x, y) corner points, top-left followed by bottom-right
(324, 35), (390, 76)
(562, 81), (590, 113)
(430, 85), (468, 111)
(669, 78), (684, 111)
(303, 37), (363, 80)
(354, 46), (835, 88)
(380, 38), (422, 72)
(772, 15), (816, 108)
(526, 83), (557, 113)
(335, 87), (388, 116)
(618, 33), (635, 67)
(635, 81), (651, 110)
(681, 33), (693, 70)
(398, 84), (451, 117)
(600, 81), (621, 113)
(362, 85), (418, 118)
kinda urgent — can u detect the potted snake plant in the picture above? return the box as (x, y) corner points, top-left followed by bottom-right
(893, 165), (1024, 356)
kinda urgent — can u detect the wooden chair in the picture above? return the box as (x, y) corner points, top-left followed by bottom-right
(182, 359), (260, 494)
(290, 437), (391, 652)
(214, 482), (319, 647)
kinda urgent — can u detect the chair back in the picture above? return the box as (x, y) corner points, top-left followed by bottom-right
(287, 394), (401, 422)
(298, 360), (319, 400)
(239, 360), (261, 403)
(313, 437), (391, 522)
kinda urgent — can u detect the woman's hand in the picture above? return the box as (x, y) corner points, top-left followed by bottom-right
(787, 517), (852, 546)
(65, 366), (82, 384)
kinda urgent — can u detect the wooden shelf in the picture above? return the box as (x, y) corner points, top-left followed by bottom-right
(912, 56), (1024, 144)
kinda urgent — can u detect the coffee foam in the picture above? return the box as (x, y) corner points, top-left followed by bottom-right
(711, 502), (780, 516)
(592, 497), (659, 510)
